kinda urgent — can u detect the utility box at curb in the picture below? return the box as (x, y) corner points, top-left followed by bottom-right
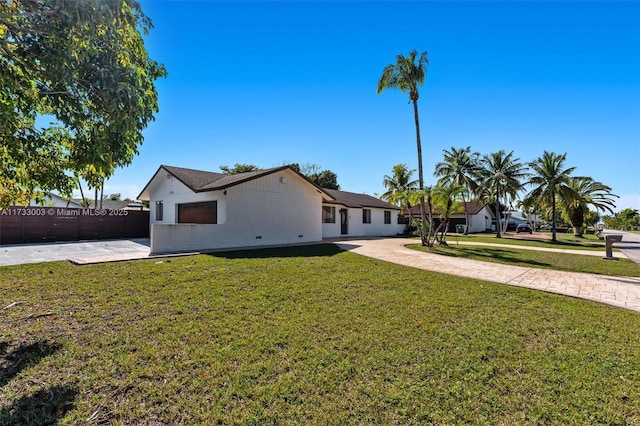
(603, 234), (623, 260)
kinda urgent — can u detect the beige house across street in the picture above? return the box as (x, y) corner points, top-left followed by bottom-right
(138, 165), (405, 254)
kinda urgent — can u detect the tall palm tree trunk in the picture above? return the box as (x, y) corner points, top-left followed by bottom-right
(461, 192), (469, 234)
(412, 99), (428, 246)
(551, 193), (557, 242)
(495, 195), (502, 238)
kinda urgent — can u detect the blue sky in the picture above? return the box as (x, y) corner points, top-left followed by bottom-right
(103, 1), (639, 212)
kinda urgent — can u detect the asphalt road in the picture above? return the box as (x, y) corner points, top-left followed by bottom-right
(602, 229), (640, 264)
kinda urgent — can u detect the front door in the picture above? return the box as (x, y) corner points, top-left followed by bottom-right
(340, 209), (348, 235)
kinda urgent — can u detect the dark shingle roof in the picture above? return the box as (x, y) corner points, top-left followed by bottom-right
(323, 189), (399, 210)
(137, 165), (335, 201)
(161, 165), (226, 191)
(162, 165), (290, 192)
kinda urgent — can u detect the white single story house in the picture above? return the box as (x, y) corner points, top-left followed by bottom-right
(137, 165), (404, 254)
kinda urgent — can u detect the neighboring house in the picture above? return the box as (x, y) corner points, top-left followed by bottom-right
(321, 189), (404, 238)
(137, 165), (405, 254)
(29, 193), (82, 208)
(500, 211), (530, 231)
(408, 201), (495, 233)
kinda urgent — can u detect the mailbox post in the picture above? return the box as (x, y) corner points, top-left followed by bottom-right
(603, 234), (623, 260)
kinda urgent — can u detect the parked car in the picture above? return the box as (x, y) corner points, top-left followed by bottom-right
(516, 223), (533, 234)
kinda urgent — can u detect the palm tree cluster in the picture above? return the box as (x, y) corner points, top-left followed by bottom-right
(377, 50), (617, 244)
(381, 148), (618, 243)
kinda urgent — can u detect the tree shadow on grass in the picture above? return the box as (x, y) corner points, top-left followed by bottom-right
(433, 247), (552, 268)
(0, 340), (62, 388)
(0, 385), (77, 426)
(205, 243), (345, 260)
(1, 340), (76, 425)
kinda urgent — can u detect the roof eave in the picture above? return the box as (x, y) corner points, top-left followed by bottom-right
(136, 165), (165, 201)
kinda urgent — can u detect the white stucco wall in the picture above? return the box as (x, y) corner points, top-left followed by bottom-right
(466, 206), (494, 233)
(148, 171), (227, 226)
(150, 169), (323, 253)
(322, 204), (405, 238)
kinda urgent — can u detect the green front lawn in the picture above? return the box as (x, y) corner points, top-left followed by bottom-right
(409, 243), (640, 276)
(1, 245), (639, 424)
(449, 232), (609, 251)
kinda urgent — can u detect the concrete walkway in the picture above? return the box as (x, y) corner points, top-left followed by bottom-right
(332, 237), (640, 312)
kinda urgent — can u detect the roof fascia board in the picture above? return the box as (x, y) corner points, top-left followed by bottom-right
(136, 165), (165, 201)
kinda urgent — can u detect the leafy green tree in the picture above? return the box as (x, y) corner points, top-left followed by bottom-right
(524, 151), (575, 242)
(0, 0), (167, 208)
(377, 49), (430, 245)
(381, 164), (418, 208)
(308, 170), (339, 190)
(104, 193), (122, 201)
(478, 150), (528, 238)
(219, 164), (260, 174)
(614, 208), (640, 231)
(560, 177), (617, 236)
(434, 146), (481, 234)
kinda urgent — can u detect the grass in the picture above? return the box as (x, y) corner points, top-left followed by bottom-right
(408, 243), (640, 276)
(447, 232), (611, 251)
(1, 244), (640, 424)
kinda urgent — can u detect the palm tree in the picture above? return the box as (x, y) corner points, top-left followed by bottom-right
(432, 183), (464, 243)
(403, 186), (437, 246)
(377, 49), (429, 245)
(434, 146), (481, 234)
(524, 151), (575, 242)
(381, 164), (418, 209)
(561, 177), (617, 237)
(478, 150), (528, 238)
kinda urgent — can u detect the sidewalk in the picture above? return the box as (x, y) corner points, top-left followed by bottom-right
(332, 237), (640, 312)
